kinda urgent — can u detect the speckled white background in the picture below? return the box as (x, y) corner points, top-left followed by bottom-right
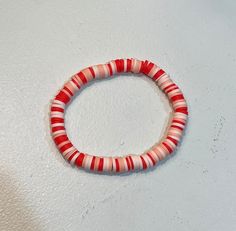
(1, 0), (236, 230)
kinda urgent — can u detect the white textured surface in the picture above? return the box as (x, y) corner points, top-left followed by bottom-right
(1, 0), (236, 230)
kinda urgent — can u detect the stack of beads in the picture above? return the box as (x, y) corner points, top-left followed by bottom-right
(50, 58), (188, 173)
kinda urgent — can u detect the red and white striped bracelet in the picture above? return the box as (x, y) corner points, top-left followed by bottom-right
(50, 58), (188, 173)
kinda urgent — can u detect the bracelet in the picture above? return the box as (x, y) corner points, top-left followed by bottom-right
(50, 58), (188, 173)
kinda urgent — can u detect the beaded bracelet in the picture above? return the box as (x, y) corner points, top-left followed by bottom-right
(50, 58), (188, 173)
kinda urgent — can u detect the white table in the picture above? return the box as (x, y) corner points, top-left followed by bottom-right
(1, 1), (235, 230)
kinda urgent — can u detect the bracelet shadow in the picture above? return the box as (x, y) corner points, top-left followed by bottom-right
(45, 72), (189, 176)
